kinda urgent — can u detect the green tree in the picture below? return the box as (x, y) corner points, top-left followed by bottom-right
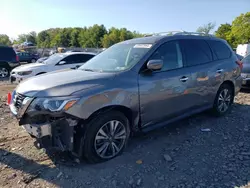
(0, 34), (11, 46)
(17, 34), (27, 44)
(26, 31), (37, 45)
(37, 30), (51, 48)
(215, 23), (235, 47)
(70, 28), (81, 47)
(197, 22), (216, 34)
(231, 12), (250, 45)
(79, 25), (107, 48)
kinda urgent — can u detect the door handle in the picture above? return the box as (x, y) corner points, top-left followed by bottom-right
(216, 69), (224, 73)
(180, 76), (188, 82)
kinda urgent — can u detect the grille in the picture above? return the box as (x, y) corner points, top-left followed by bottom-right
(14, 93), (26, 109)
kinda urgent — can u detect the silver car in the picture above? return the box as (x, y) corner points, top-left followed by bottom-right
(241, 54), (250, 88)
(9, 31), (243, 163)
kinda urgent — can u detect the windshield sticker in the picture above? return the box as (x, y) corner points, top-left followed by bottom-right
(133, 44), (152, 48)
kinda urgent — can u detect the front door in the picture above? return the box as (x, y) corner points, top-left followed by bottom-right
(139, 40), (194, 127)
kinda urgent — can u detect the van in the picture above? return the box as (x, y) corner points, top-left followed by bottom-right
(236, 44), (250, 57)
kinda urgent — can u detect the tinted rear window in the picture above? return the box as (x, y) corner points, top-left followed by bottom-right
(180, 39), (212, 66)
(207, 40), (231, 60)
(0, 47), (16, 60)
(80, 54), (95, 62)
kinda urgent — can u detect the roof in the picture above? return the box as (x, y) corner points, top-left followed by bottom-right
(121, 31), (224, 44)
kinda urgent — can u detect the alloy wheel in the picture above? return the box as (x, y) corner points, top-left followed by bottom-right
(217, 88), (232, 113)
(94, 120), (127, 159)
(0, 68), (9, 78)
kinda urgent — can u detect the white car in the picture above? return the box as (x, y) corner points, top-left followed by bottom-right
(10, 52), (96, 83)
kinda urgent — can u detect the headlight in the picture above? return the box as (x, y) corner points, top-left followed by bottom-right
(17, 71), (32, 76)
(27, 97), (79, 112)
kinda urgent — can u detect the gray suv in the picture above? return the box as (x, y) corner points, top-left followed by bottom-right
(9, 31), (243, 163)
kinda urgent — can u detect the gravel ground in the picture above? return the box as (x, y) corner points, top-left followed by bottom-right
(0, 80), (250, 188)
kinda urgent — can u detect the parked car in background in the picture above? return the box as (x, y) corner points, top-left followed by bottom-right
(17, 52), (40, 63)
(36, 56), (49, 63)
(241, 54), (250, 88)
(236, 44), (250, 57)
(10, 52), (96, 83)
(9, 32), (242, 163)
(0, 46), (20, 78)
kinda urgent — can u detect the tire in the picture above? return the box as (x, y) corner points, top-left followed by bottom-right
(0, 66), (10, 78)
(82, 111), (131, 163)
(31, 59), (36, 63)
(212, 83), (234, 116)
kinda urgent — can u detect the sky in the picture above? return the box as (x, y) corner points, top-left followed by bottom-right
(0, 0), (249, 39)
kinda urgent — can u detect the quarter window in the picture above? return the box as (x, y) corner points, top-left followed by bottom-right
(149, 41), (183, 71)
(180, 39), (212, 66)
(207, 40), (231, 60)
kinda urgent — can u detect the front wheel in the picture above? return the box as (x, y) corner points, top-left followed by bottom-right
(212, 84), (234, 116)
(82, 111), (130, 163)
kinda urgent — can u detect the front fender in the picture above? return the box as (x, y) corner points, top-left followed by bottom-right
(66, 87), (139, 121)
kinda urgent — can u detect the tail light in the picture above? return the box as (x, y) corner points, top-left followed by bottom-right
(236, 60), (243, 70)
(7, 92), (11, 105)
(16, 55), (19, 62)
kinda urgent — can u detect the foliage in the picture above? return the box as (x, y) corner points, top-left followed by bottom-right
(0, 34), (11, 46)
(196, 22), (216, 34)
(215, 12), (250, 48)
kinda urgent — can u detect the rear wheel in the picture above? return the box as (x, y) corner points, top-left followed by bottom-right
(82, 111), (130, 163)
(31, 59), (36, 63)
(212, 83), (234, 116)
(0, 67), (10, 78)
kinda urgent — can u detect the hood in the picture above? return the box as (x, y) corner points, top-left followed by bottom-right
(15, 69), (116, 97)
(13, 63), (46, 71)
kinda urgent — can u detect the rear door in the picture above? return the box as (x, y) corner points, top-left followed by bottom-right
(179, 39), (216, 106)
(75, 54), (95, 68)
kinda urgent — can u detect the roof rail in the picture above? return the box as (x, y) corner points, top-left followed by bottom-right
(144, 31), (215, 37)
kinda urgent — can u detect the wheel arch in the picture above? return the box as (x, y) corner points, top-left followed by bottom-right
(220, 80), (235, 96)
(85, 105), (139, 132)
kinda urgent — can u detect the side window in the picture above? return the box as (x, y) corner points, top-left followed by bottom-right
(79, 54), (95, 62)
(180, 39), (212, 66)
(61, 55), (78, 64)
(207, 40), (231, 60)
(149, 41), (183, 71)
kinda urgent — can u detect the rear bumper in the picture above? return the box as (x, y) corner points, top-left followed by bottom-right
(235, 76), (243, 94)
(8, 62), (21, 69)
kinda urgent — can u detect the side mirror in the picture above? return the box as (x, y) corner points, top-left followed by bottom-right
(147, 60), (163, 71)
(58, 61), (66, 65)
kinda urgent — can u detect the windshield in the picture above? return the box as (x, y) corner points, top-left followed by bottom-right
(43, 53), (66, 64)
(79, 43), (152, 72)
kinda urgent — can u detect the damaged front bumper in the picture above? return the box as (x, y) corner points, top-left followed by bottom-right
(22, 118), (79, 153)
(9, 93), (84, 157)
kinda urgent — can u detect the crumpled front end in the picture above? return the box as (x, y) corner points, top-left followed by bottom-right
(9, 92), (83, 157)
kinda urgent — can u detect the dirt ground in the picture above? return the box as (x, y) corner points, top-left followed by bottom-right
(0, 80), (250, 188)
